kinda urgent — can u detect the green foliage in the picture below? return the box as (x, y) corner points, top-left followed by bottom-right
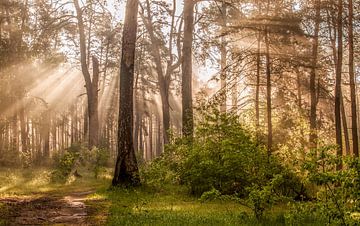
(285, 146), (360, 225)
(51, 143), (110, 182)
(103, 185), (289, 226)
(199, 188), (222, 202)
(142, 109), (309, 220)
(50, 146), (82, 182)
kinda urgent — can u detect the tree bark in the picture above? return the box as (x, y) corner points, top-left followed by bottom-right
(335, 0), (343, 169)
(182, 0), (194, 138)
(220, 1), (227, 113)
(73, 0), (99, 148)
(140, 0), (181, 145)
(265, 27), (272, 156)
(348, 0), (358, 157)
(112, 0), (140, 186)
(255, 31), (261, 133)
(340, 95), (350, 155)
(309, 0), (320, 149)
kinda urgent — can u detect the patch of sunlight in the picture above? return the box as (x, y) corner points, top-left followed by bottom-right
(141, 202), (198, 212)
(26, 171), (51, 187)
(87, 193), (107, 201)
(66, 175), (76, 185)
(0, 186), (11, 193)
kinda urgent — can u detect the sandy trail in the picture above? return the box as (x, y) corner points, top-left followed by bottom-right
(0, 191), (94, 225)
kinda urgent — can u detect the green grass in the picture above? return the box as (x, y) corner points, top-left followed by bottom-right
(93, 185), (289, 226)
(0, 168), (327, 225)
(0, 167), (111, 198)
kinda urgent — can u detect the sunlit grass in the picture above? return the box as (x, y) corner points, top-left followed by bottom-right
(90, 185), (289, 226)
(0, 167), (111, 198)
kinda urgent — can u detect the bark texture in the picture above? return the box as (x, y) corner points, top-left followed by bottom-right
(112, 0), (140, 186)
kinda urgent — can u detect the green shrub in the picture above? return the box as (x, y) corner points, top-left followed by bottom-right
(50, 143), (110, 182)
(143, 110), (305, 198)
(285, 146), (360, 225)
(50, 149), (80, 182)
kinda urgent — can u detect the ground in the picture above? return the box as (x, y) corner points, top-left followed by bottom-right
(0, 168), (288, 226)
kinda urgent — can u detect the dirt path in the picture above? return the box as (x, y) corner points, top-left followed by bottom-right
(0, 191), (95, 225)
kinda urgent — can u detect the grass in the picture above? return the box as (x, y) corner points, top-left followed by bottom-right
(0, 167), (110, 198)
(92, 185), (290, 226)
(0, 168), (328, 225)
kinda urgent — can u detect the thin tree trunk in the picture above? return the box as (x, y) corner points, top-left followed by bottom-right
(73, 0), (99, 148)
(220, 1), (227, 113)
(265, 27), (272, 156)
(335, 0), (343, 169)
(255, 31), (261, 132)
(309, 0), (320, 149)
(341, 95), (350, 155)
(348, 0), (358, 157)
(182, 0), (194, 138)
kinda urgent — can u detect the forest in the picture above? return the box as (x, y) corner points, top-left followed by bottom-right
(0, 0), (360, 225)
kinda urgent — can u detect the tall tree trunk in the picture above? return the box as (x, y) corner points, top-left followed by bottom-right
(348, 0), (358, 157)
(148, 115), (153, 160)
(42, 110), (50, 163)
(140, 0), (180, 145)
(335, 0), (343, 169)
(112, 0), (140, 186)
(73, 0), (99, 148)
(182, 0), (194, 138)
(309, 0), (320, 149)
(19, 103), (28, 162)
(341, 95), (350, 155)
(255, 31), (261, 132)
(89, 56), (99, 147)
(265, 27), (272, 156)
(220, 1), (227, 113)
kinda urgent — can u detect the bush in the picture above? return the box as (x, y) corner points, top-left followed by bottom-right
(143, 110), (305, 199)
(285, 146), (360, 225)
(51, 143), (110, 182)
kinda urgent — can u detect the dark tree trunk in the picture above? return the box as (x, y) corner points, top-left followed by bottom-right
(265, 27), (272, 156)
(348, 0), (358, 157)
(42, 110), (50, 162)
(220, 1), (227, 113)
(309, 0), (320, 149)
(340, 95), (350, 155)
(255, 31), (261, 132)
(181, 0), (194, 138)
(335, 0), (343, 169)
(112, 0), (140, 186)
(74, 0), (99, 148)
(19, 105), (27, 157)
(140, 0), (180, 145)
(88, 56), (99, 147)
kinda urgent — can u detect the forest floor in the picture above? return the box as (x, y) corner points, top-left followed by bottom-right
(0, 168), (291, 226)
(0, 168), (110, 225)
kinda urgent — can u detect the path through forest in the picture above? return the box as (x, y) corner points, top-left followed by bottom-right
(0, 190), (96, 225)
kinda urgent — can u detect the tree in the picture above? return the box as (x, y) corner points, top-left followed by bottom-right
(112, 0), (140, 186)
(348, 0), (358, 157)
(309, 0), (320, 148)
(73, 0), (100, 148)
(139, 0), (182, 145)
(335, 0), (343, 168)
(182, 0), (194, 138)
(219, 1), (227, 113)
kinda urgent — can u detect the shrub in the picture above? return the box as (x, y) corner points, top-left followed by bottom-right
(143, 110), (305, 198)
(50, 143), (110, 182)
(285, 146), (360, 225)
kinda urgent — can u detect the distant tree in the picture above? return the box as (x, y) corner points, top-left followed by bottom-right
(182, 0), (194, 138)
(335, 0), (343, 169)
(348, 0), (358, 157)
(73, 0), (100, 148)
(112, 0), (140, 186)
